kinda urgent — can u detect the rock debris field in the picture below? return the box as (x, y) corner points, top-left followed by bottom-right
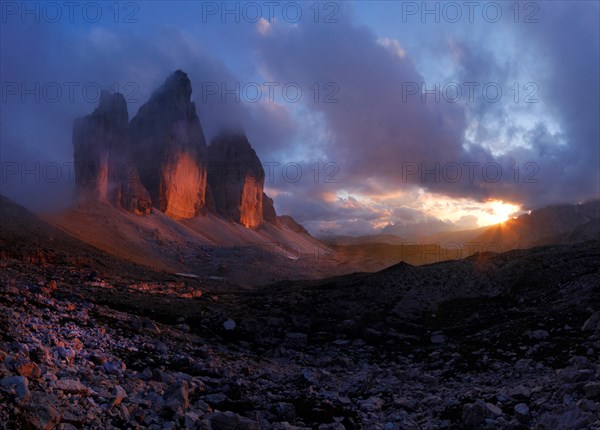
(1, 239), (599, 429)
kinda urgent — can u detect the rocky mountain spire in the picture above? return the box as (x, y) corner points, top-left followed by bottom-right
(207, 133), (266, 228)
(73, 90), (152, 214)
(129, 70), (208, 219)
(72, 71), (284, 229)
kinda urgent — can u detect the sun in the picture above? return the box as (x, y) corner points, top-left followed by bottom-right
(416, 193), (522, 229)
(480, 201), (520, 226)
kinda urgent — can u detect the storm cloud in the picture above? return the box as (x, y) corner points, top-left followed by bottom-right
(1, 1), (598, 235)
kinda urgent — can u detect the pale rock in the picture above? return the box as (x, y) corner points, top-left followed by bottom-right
(513, 403), (530, 423)
(1, 375), (30, 400)
(55, 379), (90, 395)
(223, 319), (236, 331)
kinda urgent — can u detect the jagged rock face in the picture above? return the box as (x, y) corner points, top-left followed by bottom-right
(130, 70), (208, 219)
(207, 134), (265, 228)
(262, 193), (280, 226)
(70, 70), (292, 229)
(73, 91), (152, 215)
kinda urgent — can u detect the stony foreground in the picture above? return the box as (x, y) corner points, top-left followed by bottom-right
(1, 241), (600, 429)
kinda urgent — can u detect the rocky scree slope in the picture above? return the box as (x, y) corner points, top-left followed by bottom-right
(1, 198), (599, 429)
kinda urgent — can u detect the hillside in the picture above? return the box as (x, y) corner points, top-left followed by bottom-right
(43, 201), (336, 286)
(472, 200), (600, 252)
(325, 201), (600, 271)
(1, 196), (599, 428)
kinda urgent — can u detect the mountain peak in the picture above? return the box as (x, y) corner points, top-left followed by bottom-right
(129, 70), (207, 219)
(207, 133), (266, 228)
(153, 69), (193, 104)
(72, 91), (152, 214)
(97, 90), (126, 112)
(72, 72), (298, 232)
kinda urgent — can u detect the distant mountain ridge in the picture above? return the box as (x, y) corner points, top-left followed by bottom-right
(472, 200), (600, 252)
(331, 200), (599, 249)
(323, 200), (599, 271)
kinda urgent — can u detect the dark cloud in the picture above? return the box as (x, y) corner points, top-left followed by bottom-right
(253, 4), (599, 215)
(518, 2), (600, 207)
(0, 15), (295, 210)
(1, 2), (597, 235)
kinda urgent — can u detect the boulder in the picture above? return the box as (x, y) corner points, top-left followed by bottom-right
(22, 392), (62, 430)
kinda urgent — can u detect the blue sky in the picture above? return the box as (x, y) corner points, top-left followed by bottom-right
(1, 1), (598, 236)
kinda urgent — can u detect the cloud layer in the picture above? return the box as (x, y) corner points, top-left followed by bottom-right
(1, 1), (598, 235)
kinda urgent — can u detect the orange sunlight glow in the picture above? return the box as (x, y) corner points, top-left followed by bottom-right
(476, 200), (521, 226)
(418, 193), (522, 228)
